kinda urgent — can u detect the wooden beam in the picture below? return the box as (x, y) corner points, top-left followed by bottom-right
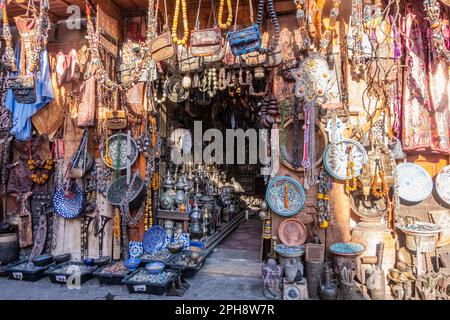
(94, 0), (123, 19)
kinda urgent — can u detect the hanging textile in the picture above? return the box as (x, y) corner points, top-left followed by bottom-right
(77, 75), (97, 127)
(6, 47), (54, 141)
(401, 6), (449, 154)
(0, 68), (12, 136)
(31, 54), (65, 140)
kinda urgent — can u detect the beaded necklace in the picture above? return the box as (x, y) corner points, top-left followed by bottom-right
(171, 0), (189, 45)
(317, 169), (332, 228)
(345, 145), (358, 194)
(218, 0), (233, 30)
(85, 0), (153, 92)
(2, 0), (50, 74)
(1, 0), (17, 72)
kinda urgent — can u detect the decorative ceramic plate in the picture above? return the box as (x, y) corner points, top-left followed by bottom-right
(278, 218), (308, 246)
(53, 184), (85, 219)
(395, 222), (441, 236)
(143, 226), (168, 254)
(101, 133), (138, 170)
(323, 139), (368, 180)
(396, 163), (433, 202)
(129, 241), (144, 259)
(266, 176), (305, 217)
(274, 244), (305, 258)
(436, 165), (450, 205)
(329, 242), (365, 257)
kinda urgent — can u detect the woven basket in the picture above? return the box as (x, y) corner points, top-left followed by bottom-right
(106, 175), (146, 211)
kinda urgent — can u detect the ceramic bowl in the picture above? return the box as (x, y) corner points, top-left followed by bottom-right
(32, 254), (54, 267)
(53, 253), (71, 264)
(83, 258), (95, 266)
(124, 258), (141, 271)
(94, 256), (111, 267)
(167, 242), (184, 254)
(145, 262), (165, 274)
(189, 246), (203, 263)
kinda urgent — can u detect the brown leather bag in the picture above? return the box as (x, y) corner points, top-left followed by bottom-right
(150, 0), (175, 62)
(190, 0), (222, 57)
(191, 27), (222, 57)
(150, 30), (175, 62)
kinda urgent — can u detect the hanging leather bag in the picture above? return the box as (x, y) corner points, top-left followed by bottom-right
(190, 0), (223, 57)
(150, 0), (175, 62)
(227, 0), (262, 57)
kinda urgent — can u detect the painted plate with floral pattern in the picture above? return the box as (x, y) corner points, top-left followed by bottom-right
(396, 163), (433, 203)
(323, 139), (368, 180)
(436, 165), (450, 205)
(266, 176), (305, 217)
(143, 226), (168, 254)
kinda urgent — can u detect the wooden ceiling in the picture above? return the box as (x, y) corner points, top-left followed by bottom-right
(5, 0), (299, 21)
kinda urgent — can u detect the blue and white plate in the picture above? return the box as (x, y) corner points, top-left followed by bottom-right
(129, 241), (143, 258)
(143, 226), (168, 254)
(396, 163), (433, 203)
(177, 233), (190, 251)
(436, 165), (450, 205)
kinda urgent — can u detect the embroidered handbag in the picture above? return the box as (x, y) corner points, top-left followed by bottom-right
(228, 24), (262, 57)
(203, 38), (227, 63)
(150, 0), (175, 62)
(151, 30), (175, 62)
(227, 0), (264, 57)
(6, 75), (37, 104)
(53, 179), (85, 219)
(178, 45), (201, 73)
(191, 27), (222, 57)
(190, 0), (222, 57)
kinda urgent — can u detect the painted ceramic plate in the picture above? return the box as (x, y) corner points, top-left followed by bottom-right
(396, 163), (433, 202)
(266, 176), (305, 217)
(101, 133), (138, 170)
(323, 139), (368, 180)
(436, 165), (450, 205)
(143, 226), (168, 254)
(278, 218), (308, 246)
(329, 242), (365, 257)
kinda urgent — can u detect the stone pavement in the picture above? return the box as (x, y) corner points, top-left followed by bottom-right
(0, 271), (265, 300)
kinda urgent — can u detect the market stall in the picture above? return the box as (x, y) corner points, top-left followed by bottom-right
(0, 0), (449, 300)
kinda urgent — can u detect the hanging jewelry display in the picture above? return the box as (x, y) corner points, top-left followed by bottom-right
(303, 102), (317, 189)
(171, 0), (189, 45)
(112, 207), (121, 260)
(85, 0), (152, 91)
(317, 169), (333, 229)
(371, 159), (388, 198)
(1, 0), (17, 72)
(152, 78), (167, 105)
(217, 68), (227, 91)
(165, 75), (189, 103)
(294, 0), (311, 50)
(217, 0), (233, 30)
(345, 146), (358, 194)
(347, 0), (370, 72)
